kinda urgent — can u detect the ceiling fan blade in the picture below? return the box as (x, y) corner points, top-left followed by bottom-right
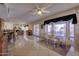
(32, 12), (37, 15)
(42, 10), (50, 13)
(34, 4), (40, 9)
(41, 4), (52, 10)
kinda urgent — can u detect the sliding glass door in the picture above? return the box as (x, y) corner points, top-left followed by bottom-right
(45, 20), (75, 43)
(53, 22), (66, 41)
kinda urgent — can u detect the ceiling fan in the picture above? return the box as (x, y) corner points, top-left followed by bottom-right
(32, 4), (50, 16)
(0, 3), (10, 17)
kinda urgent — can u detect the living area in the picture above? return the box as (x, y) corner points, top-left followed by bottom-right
(0, 3), (79, 56)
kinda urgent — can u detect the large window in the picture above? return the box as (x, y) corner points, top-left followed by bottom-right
(53, 22), (66, 40)
(33, 24), (40, 36)
(70, 21), (74, 41)
(45, 20), (74, 41)
(44, 24), (53, 36)
(33, 24), (40, 41)
(48, 24), (52, 35)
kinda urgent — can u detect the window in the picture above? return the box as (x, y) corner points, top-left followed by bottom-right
(45, 24), (52, 35)
(33, 24), (40, 36)
(53, 22), (66, 40)
(70, 21), (74, 41)
(48, 24), (52, 35)
(33, 24), (40, 41)
(44, 19), (75, 41)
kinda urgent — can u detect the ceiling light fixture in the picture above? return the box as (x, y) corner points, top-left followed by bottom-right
(37, 10), (42, 15)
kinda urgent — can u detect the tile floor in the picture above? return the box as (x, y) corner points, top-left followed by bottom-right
(8, 35), (79, 56)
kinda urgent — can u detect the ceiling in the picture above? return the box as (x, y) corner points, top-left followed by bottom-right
(0, 3), (79, 23)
